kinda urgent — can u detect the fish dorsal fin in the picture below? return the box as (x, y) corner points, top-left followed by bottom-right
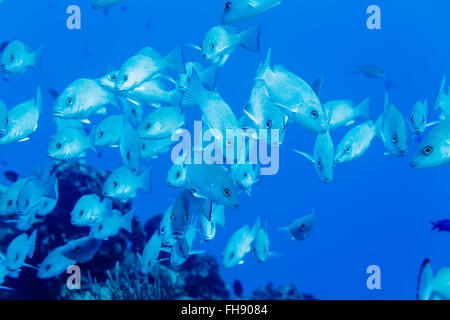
(435, 75), (448, 111)
(311, 76), (324, 97)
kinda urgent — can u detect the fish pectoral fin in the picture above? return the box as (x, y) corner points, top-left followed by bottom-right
(426, 121), (440, 127)
(345, 120), (355, 127)
(81, 119), (91, 125)
(18, 137), (30, 143)
(292, 149), (314, 163)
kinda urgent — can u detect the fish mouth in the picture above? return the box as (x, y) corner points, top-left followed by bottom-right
(103, 191), (114, 198)
(410, 160), (421, 168)
(171, 231), (184, 239)
(53, 111), (65, 117)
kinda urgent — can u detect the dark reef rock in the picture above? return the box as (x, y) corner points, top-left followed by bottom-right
(0, 161), (315, 300)
(249, 283), (316, 300)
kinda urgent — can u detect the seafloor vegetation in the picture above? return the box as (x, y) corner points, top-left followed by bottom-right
(0, 162), (315, 300)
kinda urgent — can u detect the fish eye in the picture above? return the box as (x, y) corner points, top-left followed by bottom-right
(266, 120), (272, 129)
(145, 123), (151, 130)
(410, 116), (414, 122)
(170, 212), (175, 221)
(98, 224), (103, 231)
(99, 131), (104, 137)
(317, 159), (322, 167)
(7, 199), (12, 207)
(109, 74), (116, 81)
(141, 144), (146, 151)
(123, 74), (128, 82)
(79, 210), (84, 216)
(225, 1), (231, 9)
(223, 188), (231, 197)
(45, 264), (51, 271)
(74, 246), (80, 253)
(67, 97), (73, 105)
(230, 252), (235, 258)
(345, 146), (351, 153)
(422, 146), (433, 156)
(175, 171), (181, 178)
(5, 117), (8, 125)
(9, 55), (14, 63)
(161, 226), (165, 233)
(184, 212), (189, 222)
(311, 110), (319, 118)
(126, 152), (131, 160)
(56, 142), (62, 150)
(392, 134), (398, 143)
(299, 224), (305, 231)
(112, 181), (118, 188)
(243, 172), (248, 178)
(211, 43), (215, 50)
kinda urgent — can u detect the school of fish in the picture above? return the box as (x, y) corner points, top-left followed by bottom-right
(0, 0), (449, 299)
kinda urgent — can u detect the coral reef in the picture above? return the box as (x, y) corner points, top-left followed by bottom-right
(0, 161), (315, 300)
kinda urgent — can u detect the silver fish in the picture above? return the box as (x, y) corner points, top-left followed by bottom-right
(137, 107), (185, 139)
(256, 49), (327, 133)
(376, 94), (409, 157)
(335, 120), (376, 163)
(410, 119), (450, 168)
(0, 40), (42, 74)
(222, 0), (283, 25)
(201, 25), (260, 66)
(0, 87), (42, 145)
(294, 131), (335, 183)
(222, 217), (260, 268)
(103, 166), (152, 202)
(279, 211), (315, 241)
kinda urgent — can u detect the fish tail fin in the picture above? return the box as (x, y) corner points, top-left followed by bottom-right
(357, 97), (371, 119)
(238, 24), (261, 53)
(181, 69), (204, 107)
(256, 48), (272, 81)
(163, 46), (185, 74)
(27, 229), (38, 259)
(138, 165), (152, 193)
(121, 209), (134, 233)
(352, 66), (361, 74)
(32, 46), (43, 71)
(417, 259), (434, 300)
(201, 65), (218, 91)
(435, 75), (447, 111)
(430, 221), (439, 231)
